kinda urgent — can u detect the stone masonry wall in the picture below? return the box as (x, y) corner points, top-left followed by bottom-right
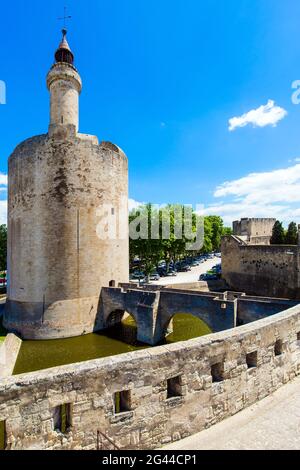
(1, 304), (300, 450)
(222, 236), (300, 298)
(233, 218), (275, 245)
(0, 334), (22, 378)
(4, 127), (129, 340)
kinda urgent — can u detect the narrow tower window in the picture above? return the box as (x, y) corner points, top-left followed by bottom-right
(167, 376), (182, 398)
(211, 362), (225, 383)
(114, 390), (131, 414)
(246, 351), (258, 369)
(274, 340), (283, 356)
(53, 404), (72, 433)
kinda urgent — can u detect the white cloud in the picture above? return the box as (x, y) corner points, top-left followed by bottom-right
(204, 163), (300, 225)
(214, 164), (300, 204)
(0, 173), (7, 186)
(228, 100), (287, 131)
(0, 174), (8, 224)
(0, 200), (7, 225)
(128, 198), (144, 212)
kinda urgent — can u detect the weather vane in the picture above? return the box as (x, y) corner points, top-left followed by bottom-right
(58, 6), (72, 30)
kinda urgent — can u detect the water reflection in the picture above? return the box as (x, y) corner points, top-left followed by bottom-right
(13, 314), (212, 375)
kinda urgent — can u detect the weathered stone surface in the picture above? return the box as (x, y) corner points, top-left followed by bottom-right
(163, 374), (300, 450)
(0, 334), (22, 378)
(1, 304), (300, 450)
(100, 286), (297, 345)
(233, 218), (276, 245)
(222, 235), (300, 299)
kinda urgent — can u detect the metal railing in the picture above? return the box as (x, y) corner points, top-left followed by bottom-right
(97, 430), (120, 451)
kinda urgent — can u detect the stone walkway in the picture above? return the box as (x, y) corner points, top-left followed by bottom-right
(163, 376), (300, 450)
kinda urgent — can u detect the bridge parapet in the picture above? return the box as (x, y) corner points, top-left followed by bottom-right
(98, 287), (298, 346)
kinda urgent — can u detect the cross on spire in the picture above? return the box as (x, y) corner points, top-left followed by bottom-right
(58, 6), (71, 30)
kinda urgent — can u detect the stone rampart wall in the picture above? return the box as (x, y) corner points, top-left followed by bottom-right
(1, 305), (300, 450)
(222, 236), (300, 298)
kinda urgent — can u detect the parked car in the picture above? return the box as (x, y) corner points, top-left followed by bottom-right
(157, 267), (167, 277)
(212, 263), (222, 271)
(158, 261), (167, 268)
(130, 271), (145, 280)
(178, 265), (191, 272)
(166, 270), (177, 277)
(199, 273), (219, 281)
(150, 272), (160, 281)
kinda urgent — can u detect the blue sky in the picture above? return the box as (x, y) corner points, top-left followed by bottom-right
(1, 0), (300, 225)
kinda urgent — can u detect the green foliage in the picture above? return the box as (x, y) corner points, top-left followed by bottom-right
(201, 217), (213, 254)
(0, 225), (7, 271)
(222, 226), (233, 237)
(205, 215), (232, 251)
(285, 222), (298, 245)
(205, 216), (226, 251)
(270, 220), (285, 245)
(129, 205), (228, 273)
(129, 204), (163, 276)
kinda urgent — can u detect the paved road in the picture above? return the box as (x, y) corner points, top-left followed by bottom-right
(163, 376), (300, 450)
(152, 257), (221, 286)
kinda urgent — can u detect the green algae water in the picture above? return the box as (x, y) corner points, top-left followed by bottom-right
(13, 314), (212, 375)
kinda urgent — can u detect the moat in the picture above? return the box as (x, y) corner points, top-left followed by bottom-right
(13, 314), (212, 375)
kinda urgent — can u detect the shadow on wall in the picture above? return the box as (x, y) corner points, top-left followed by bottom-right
(104, 310), (213, 346)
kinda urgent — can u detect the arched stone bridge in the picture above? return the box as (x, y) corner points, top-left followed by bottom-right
(96, 287), (297, 345)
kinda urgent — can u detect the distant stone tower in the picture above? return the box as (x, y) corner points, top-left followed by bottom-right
(4, 30), (129, 339)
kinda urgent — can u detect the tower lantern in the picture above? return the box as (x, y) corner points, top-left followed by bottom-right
(46, 29), (82, 133)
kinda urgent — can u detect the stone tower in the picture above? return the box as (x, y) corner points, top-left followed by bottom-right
(4, 30), (129, 339)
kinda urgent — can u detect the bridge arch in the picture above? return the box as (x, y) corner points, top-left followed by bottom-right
(163, 312), (213, 342)
(105, 310), (138, 329)
(99, 288), (236, 346)
(159, 307), (216, 339)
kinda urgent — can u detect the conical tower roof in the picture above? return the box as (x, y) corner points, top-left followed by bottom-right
(55, 29), (74, 65)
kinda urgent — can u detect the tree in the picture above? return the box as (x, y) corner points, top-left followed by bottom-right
(270, 221), (285, 245)
(201, 217), (213, 254)
(0, 225), (7, 271)
(129, 204), (163, 279)
(222, 226), (233, 237)
(206, 216), (224, 251)
(285, 222), (298, 245)
(129, 205), (230, 273)
(129, 204), (203, 276)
